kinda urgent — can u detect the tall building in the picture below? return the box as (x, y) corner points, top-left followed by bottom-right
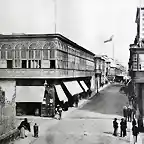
(0, 34), (96, 137)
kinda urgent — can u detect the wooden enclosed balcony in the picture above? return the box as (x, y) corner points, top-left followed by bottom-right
(0, 69), (94, 79)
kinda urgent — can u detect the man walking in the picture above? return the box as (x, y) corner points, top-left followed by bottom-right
(120, 118), (126, 137)
(132, 124), (139, 144)
(113, 118), (118, 136)
(123, 118), (127, 137)
(123, 106), (128, 120)
(127, 105), (132, 122)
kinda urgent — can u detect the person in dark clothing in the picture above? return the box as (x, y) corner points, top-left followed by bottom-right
(113, 118), (118, 136)
(120, 118), (126, 137)
(132, 125), (139, 143)
(123, 118), (127, 137)
(132, 118), (137, 127)
(123, 106), (128, 120)
(18, 118), (31, 138)
(127, 106), (132, 122)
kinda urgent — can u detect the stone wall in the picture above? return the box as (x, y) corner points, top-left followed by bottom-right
(0, 80), (16, 136)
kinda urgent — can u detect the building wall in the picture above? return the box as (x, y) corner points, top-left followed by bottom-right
(0, 36), (95, 78)
(0, 80), (16, 136)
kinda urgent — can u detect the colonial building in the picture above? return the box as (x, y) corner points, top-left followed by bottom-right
(0, 34), (95, 119)
(128, 7), (144, 129)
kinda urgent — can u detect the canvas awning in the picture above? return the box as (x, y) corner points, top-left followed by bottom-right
(63, 81), (83, 96)
(55, 85), (68, 102)
(16, 86), (45, 102)
(80, 81), (88, 91)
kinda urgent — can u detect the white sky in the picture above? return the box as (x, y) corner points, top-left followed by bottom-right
(0, 0), (138, 67)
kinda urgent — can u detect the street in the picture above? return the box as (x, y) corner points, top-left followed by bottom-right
(31, 84), (130, 144)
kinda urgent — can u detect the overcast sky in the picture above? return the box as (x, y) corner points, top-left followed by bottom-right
(0, 0), (138, 67)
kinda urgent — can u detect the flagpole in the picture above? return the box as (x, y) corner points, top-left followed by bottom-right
(112, 40), (114, 60)
(54, 0), (57, 34)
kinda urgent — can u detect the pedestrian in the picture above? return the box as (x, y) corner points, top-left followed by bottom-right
(33, 123), (39, 138)
(132, 124), (139, 144)
(123, 118), (127, 137)
(127, 106), (132, 122)
(123, 106), (128, 120)
(113, 118), (118, 136)
(57, 105), (62, 120)
(132, 118), (137, 127)
(18, 118), (31, 138)
(120, 118), (125, 137)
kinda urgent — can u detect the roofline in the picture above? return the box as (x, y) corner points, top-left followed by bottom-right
(0, 33), (95, 56)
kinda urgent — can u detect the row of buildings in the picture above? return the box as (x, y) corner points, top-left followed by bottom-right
(128, 7), (144, 129)
(0, 33), (126, 138)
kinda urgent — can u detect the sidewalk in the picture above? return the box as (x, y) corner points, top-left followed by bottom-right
(11, 83), (110, 144)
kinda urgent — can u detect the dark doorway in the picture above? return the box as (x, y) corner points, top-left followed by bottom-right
(50, 60), (55, 69)
(7, 60), (13, 68)
(22, 60), (27, 68)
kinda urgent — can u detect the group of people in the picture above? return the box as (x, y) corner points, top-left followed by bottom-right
(123, 105), (135, 122)
(113, 117), (127, 137)
(113, 104), (139, 143)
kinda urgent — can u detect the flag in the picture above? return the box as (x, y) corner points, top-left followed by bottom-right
(104, 35), (114, 43)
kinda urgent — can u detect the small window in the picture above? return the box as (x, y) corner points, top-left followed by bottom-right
(22, 60), (27, 68)
(50, 60), (55, 69)
(7, 60), (13, 68)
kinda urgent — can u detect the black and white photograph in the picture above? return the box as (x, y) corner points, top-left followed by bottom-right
(0, 0), (144, 143)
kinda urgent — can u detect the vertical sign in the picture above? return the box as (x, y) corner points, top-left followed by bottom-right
(140, 9), (144, 39)
(139, 54), (144, 70)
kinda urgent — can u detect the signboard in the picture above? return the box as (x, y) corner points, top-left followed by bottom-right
(139, 54), (144, 70)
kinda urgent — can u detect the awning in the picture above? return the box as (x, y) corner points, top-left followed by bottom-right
(55, 85), (68, 102)
(16, 86), (45, 102)
(80, 81), (88, 91)
(63, 81), (83, 96)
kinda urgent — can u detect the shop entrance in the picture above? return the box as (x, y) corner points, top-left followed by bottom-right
(16, 102), (41, 116)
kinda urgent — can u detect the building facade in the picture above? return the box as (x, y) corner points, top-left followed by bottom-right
(128, 8), (144, 128)
(0, 34), (95, 121)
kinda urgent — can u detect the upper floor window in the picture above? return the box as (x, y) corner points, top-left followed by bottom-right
(50, 42), (55, 59)
(1, 44), (12, 59)
(28, 43), (41, 59)
(43, 43), (50, 60)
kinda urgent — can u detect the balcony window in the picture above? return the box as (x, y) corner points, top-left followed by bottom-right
(29, 43), (36, 59)
(50, 42), (55, 59)
(21, 45), (27, 59)
(1, 44), (10, 59)
(7, 46), (13, 59)
(15, 44), (21, 59)
(43, 43), (50, 60)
